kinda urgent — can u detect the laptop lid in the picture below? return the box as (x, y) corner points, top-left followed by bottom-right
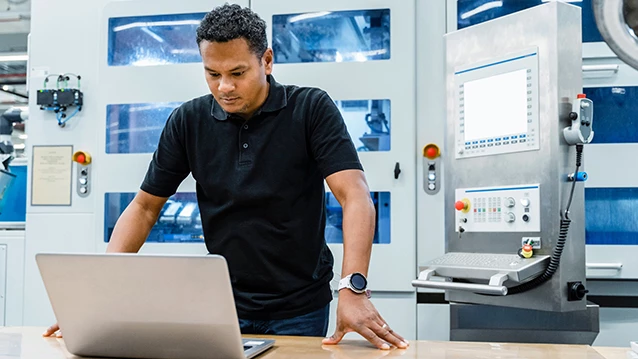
(36, 253), (273, 359)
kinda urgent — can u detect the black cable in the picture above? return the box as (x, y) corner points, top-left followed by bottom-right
(507, 144), (583, 294)
(0, 86), (27, 99)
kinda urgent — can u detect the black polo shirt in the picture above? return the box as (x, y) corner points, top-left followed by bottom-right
(141, 75), (363, 320)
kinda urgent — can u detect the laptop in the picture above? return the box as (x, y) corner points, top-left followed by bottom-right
(36, 253), (275, 359)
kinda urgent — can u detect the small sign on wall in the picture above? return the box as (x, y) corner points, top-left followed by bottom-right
(31, 145), (73, 206)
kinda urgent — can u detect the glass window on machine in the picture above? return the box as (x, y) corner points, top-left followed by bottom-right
(108, 13), (206, 66)
(105, 193), (203, 243)
(106, 102), (182, 154)
(336, 99), (390, 152)
(585, 188), (638, 245)
(583, 86), (638, 143)
(325, 192), (390, 244)
(272, 9), (390, 63)
(0, 164), (27, 224)
(457, 0), (603, 43)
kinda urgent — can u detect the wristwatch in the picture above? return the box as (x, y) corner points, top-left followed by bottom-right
(338, 273), (368, 294)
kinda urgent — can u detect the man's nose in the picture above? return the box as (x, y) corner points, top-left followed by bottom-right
(218, 77), (235, 93)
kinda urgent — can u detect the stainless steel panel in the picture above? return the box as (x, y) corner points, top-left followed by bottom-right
(441, 2), (587, 312)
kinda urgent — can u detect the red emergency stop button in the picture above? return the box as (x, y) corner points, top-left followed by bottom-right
(577, 93), (586, 99)
(73, 151), (92, 165)
(455, 198), (470, 213)
(423, 144), (440, 160)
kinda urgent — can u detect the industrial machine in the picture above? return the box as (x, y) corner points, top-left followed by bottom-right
(413, 2), (598, 344)
(0, 107), (27, 213)
(593, 0), (638, 72)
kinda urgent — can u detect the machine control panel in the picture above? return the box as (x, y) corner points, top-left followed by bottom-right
(72, 151), (91, 197)
(455, 184), (540, 232)
(423, 143), (441, 195)
(455, 48), (540, 159)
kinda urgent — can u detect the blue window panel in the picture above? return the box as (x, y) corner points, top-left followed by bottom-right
(337, 99), (390, 152)
(585, 188), (638, 245)
(105, 193), (203, 243)
(0, 165), (26, 223)
(272, 9), (390, 64)
(106, 191), (390, 244)
(583, 87), (638, 143)
(108, 13), (206, 66)
(106, 99), (390, 154)
(106, 102), (182, 154)
(325, 192), (390, 244)
(457, 0), (602, 43)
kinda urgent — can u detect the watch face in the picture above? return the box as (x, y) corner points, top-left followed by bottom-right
(350, 273), (367, 291)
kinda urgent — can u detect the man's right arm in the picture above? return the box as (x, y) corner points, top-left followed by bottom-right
(108, 106), (190, 253)
(44, 106), (190, 337)
(106, 190), (169, 253)
(43, 190), (168, 337)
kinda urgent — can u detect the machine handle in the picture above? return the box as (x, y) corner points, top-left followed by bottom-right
(586, 262), (623, 270)
(394, 162), (401, 179)
(582, 64), (620, 72)
(582, 64), (619, 78)
(411, 279), (508, 296)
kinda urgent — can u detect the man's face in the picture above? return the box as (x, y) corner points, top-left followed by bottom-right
(200, 38), (273, 118)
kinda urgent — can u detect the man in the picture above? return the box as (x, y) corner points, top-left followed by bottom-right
(44, 4), (408, 350)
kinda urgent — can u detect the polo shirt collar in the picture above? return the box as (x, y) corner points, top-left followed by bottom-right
(211, 75), (287, 121)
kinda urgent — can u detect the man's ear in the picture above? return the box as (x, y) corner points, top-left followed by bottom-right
(262, 48), (274, 75)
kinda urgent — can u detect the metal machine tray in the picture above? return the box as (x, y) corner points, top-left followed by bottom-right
(421, 252), (550, 283)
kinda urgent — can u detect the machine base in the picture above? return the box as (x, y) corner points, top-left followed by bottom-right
(450, 302), (600, 345)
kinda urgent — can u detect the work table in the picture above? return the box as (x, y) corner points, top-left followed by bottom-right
(0, 327), (630, 358)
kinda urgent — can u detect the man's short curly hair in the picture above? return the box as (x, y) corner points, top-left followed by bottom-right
(196, 4), (268, 59)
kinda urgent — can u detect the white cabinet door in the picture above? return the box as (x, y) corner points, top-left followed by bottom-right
(95, 0), (248, 254)
(252, 0), (416, 292)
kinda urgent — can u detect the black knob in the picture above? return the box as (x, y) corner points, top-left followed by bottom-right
(569, 112), (578, 121)
(568, 281), (588, 301)
(522, 214), (530, 222)
(394, 162), (401, 179)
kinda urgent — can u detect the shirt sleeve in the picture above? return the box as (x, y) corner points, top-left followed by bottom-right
(140, 108), (191, 197)
(308, 91), (364, 178)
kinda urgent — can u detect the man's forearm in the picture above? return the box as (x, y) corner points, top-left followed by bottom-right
(340, 195), (376, 277)
(106, 200), (158, 253)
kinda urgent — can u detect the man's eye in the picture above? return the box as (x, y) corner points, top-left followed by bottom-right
(209, 73), (220, 78)
(232, 71), (244, 77)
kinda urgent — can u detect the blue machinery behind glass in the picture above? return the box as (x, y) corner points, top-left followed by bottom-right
(0, 107), (27, 215)
(358, 100), (390, 152)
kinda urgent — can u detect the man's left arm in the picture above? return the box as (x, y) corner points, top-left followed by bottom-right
(306, 90), (408, 349)
(321, 169), (409, 350)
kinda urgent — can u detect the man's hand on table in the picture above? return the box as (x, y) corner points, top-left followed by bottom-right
(322, 290), (409, 350)
(42, 323), (62, 338)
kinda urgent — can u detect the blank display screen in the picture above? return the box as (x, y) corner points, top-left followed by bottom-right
(463, 69), (528, 141)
